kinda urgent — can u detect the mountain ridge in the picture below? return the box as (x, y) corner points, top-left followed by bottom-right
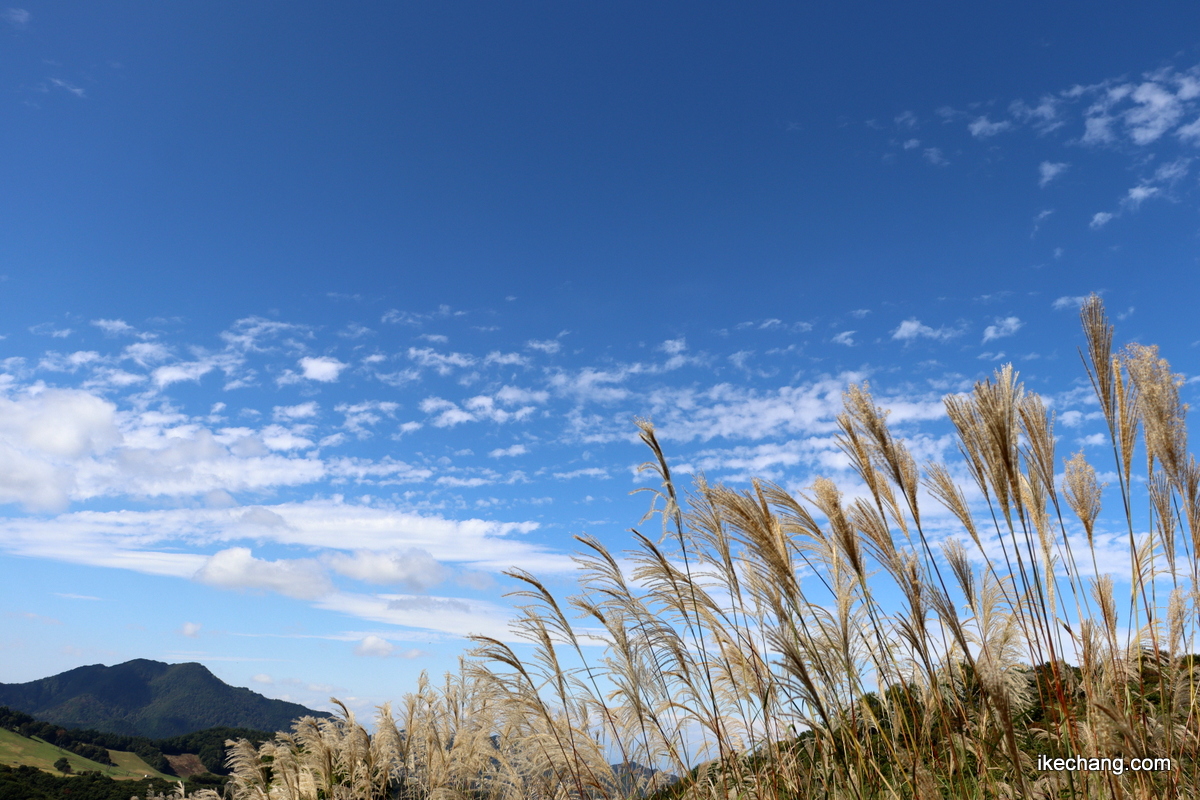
(0, 659), (328, 739)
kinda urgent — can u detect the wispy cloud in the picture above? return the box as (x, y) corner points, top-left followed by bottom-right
(526, 339), (561, 354)
(29, 322), (72, 338)
(407, 347), (474, 375)
(968, 116), (1012, 138)
(891, 318), (960, 342)
(1038, 161), (1069, 187)
(1010, 95), (1063, 133)
(1032, 208), (1054, 236)
(1052, 295), (1090, 310)
(982, 316), (1023, 343)
(381, 304), (463, 326)
(48, 78), (85, 98)
(2, 8), (29, 27)
(1122, 184), (1159, 208)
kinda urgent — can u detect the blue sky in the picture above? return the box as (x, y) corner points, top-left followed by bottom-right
(3, 2), (1200, 714)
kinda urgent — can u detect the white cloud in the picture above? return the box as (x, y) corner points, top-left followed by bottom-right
(194, 547), (333, 599)
(982, 316), (1023, 343)
(123, 342), (172, 367)
(1154, 157), (1191, 183)
(91, 319), (137, 336)
(381, 309), (422, 325)
(619, 377), (945, 447)
(220, 317), (310, 353)
(327, 456), (432, 484)
(1065, 70), (1200, 150)
(39, 350), (102, 372)
(48, 78), (84, 98)
(923, 147), (948, 166)
(240, 506), (289, 528)
(1082, 112), (1116, 145)
(0, 497), (575, 618)
(552, 467), (608, 480)
(334, 400), (398, 438)
(488, 444), (527, 458)
(85, 368), (147, 389)
(0, 389), (121, 510)
(1031, 208), (1055, 236)
(1010, 95), (1062, 133)
(1090, 211), (1115, 229)
(180, 621), (202, 638)
(1124, 81), (1183, 144)
(831, 331), (856, 346)
(152, 357), (241, 391)
(968, 116), (1012, 138)
(903, 138), (920, 149)
(494, 385), (549, 405)
(483, 351), (527, 366)
(298, 356), (348, 382)
(1052, 295), (1089, 311)
(526, 339), (561, 354)
(274, 402), (319, 421)
(1038, 161), (1069, 187)
(891, 319), (959, 342)
(259, 424), (315, 451)
(29, 323), (72, 338)
(407, 347), (474, 375)
(464, 395), (535, 423)
(673, 439), (851, 482)
(1123, 184), (1159, 208)
(3, 8), (30, 27)
(659, 338), (687, 356)
(338, 323), (373, 339)
(319, 592), (516, 640)
(381, 305), (463, 327)
(354, 635), (394, 657)
(419, 397), (474, 427)
(1178, 115), (1200, 143)
(153, 359), (221, 388)
(326, 548), (447, 590)
(548, 366), (638, 403)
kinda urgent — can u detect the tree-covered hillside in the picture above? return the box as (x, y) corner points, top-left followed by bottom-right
(0, 660), (327, 739)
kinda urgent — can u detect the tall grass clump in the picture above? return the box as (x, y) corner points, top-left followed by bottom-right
(224, 296), (1200, 799)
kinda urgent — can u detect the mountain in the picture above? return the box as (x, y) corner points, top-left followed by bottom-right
(0, 659), (328, 738)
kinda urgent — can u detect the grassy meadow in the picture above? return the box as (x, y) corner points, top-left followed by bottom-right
(205, 296), (1200, 800)
(0, 727), (171, 780)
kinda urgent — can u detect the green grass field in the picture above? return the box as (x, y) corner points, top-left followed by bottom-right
(0, 727), (172, 780)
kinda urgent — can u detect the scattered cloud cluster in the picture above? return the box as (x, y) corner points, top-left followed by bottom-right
(888, 61), (1200, 231)
(0, 295), (1136, 644)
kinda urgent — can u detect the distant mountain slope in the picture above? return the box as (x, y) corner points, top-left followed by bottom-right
(0, 659), (327, 738)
